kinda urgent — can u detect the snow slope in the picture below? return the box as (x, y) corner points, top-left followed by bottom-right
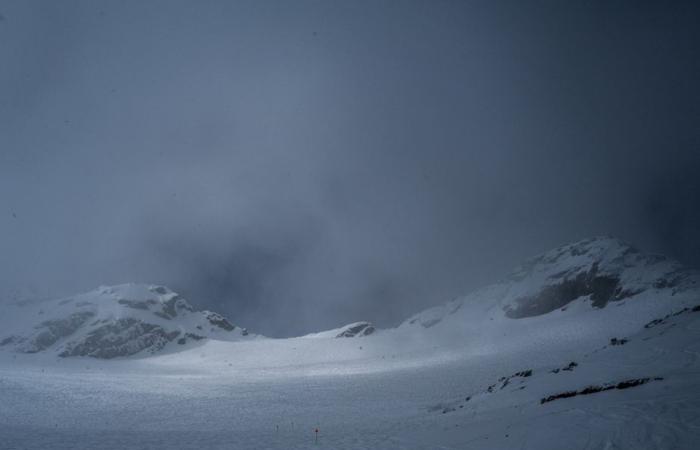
(1, 237), (700, 449)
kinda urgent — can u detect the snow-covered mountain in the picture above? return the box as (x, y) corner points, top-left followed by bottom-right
(1, 236), (697, 359)
(0, 283), (251, 358)
(3, 236), (700, 449)
(398, 236), (698, 345)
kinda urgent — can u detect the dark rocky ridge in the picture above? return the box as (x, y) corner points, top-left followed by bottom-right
(59, 318), (181, 358)
(540, 377), (664, 404)
(336, 322), (375, 338)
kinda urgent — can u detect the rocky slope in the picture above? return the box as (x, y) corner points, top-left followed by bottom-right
(302, 321), (376, 339)
(0, 284), (251, 358)
(398, 236), (699, 346)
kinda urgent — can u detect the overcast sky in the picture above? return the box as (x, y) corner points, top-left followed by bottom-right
(1, 0), (699, 336)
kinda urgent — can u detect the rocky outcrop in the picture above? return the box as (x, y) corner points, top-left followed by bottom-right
(540, 377), (664, 404)
(21, 312), (96, 353)
(59, 318), (181, 358)
(503, 237), (698, 319)
(504, 262), (628, 318)
(205, 312), (235, 331)
(335, 322), (375, 338)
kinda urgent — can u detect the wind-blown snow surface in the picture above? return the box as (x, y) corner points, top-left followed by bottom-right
(2, 237), (700, 449)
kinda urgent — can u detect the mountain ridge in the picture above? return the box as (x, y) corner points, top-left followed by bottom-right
(2, 236), (697, 359)
(0, 283), (252, 358)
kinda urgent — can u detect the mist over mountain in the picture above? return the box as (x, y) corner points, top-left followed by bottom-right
(1, 0), (700, 337)
(2, 3), (700, 447)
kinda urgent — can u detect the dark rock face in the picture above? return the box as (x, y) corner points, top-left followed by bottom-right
(177, 333), (205, 345)
(24, 312), (96, 353)
(644, 305), (700, 329)
(492, 369), (533, 391)
(550, 361), (578, 373)
(59, 318), (181, 359)
(335, 322), (375, 338)
(161, 297), (181, 318)
(610, 337), (628, 346)
(206, 312), (235, 331)
(505, 263), (635, 319)
(540, 377), (663, 404)
(150, 286), (168, 295)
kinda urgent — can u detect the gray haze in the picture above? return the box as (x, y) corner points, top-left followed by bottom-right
(1, 0), (699, 336)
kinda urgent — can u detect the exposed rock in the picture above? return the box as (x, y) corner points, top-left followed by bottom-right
(60, 318), (181, 358)
(496, 369), (532, 390)
(161, 297), (179, 318)
(149, 286), (168, 295)
(645, 318), (666, 329)
(335, 322), (375, 338)
(21, 311), (95, 353)
(513, 369), (532, 377)
(644, 305), (700, 329)
(505, 263), (633, 318)
(206, 312), (235, 331)
(540, 377), (663, 404)
(420, 318), (442, 328)
(177, 333), (206, 345)
(563, 361), (578, 371)
(551, 361), (578, 373)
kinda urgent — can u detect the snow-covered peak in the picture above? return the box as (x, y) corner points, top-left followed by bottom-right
(509, 236), (668, 282)
(502, 236), (691, 317)
(0, 283), (253, 359)
(398, 237), (699, 342)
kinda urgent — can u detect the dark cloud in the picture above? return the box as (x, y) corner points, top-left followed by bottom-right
(1, 0), (699, 336)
